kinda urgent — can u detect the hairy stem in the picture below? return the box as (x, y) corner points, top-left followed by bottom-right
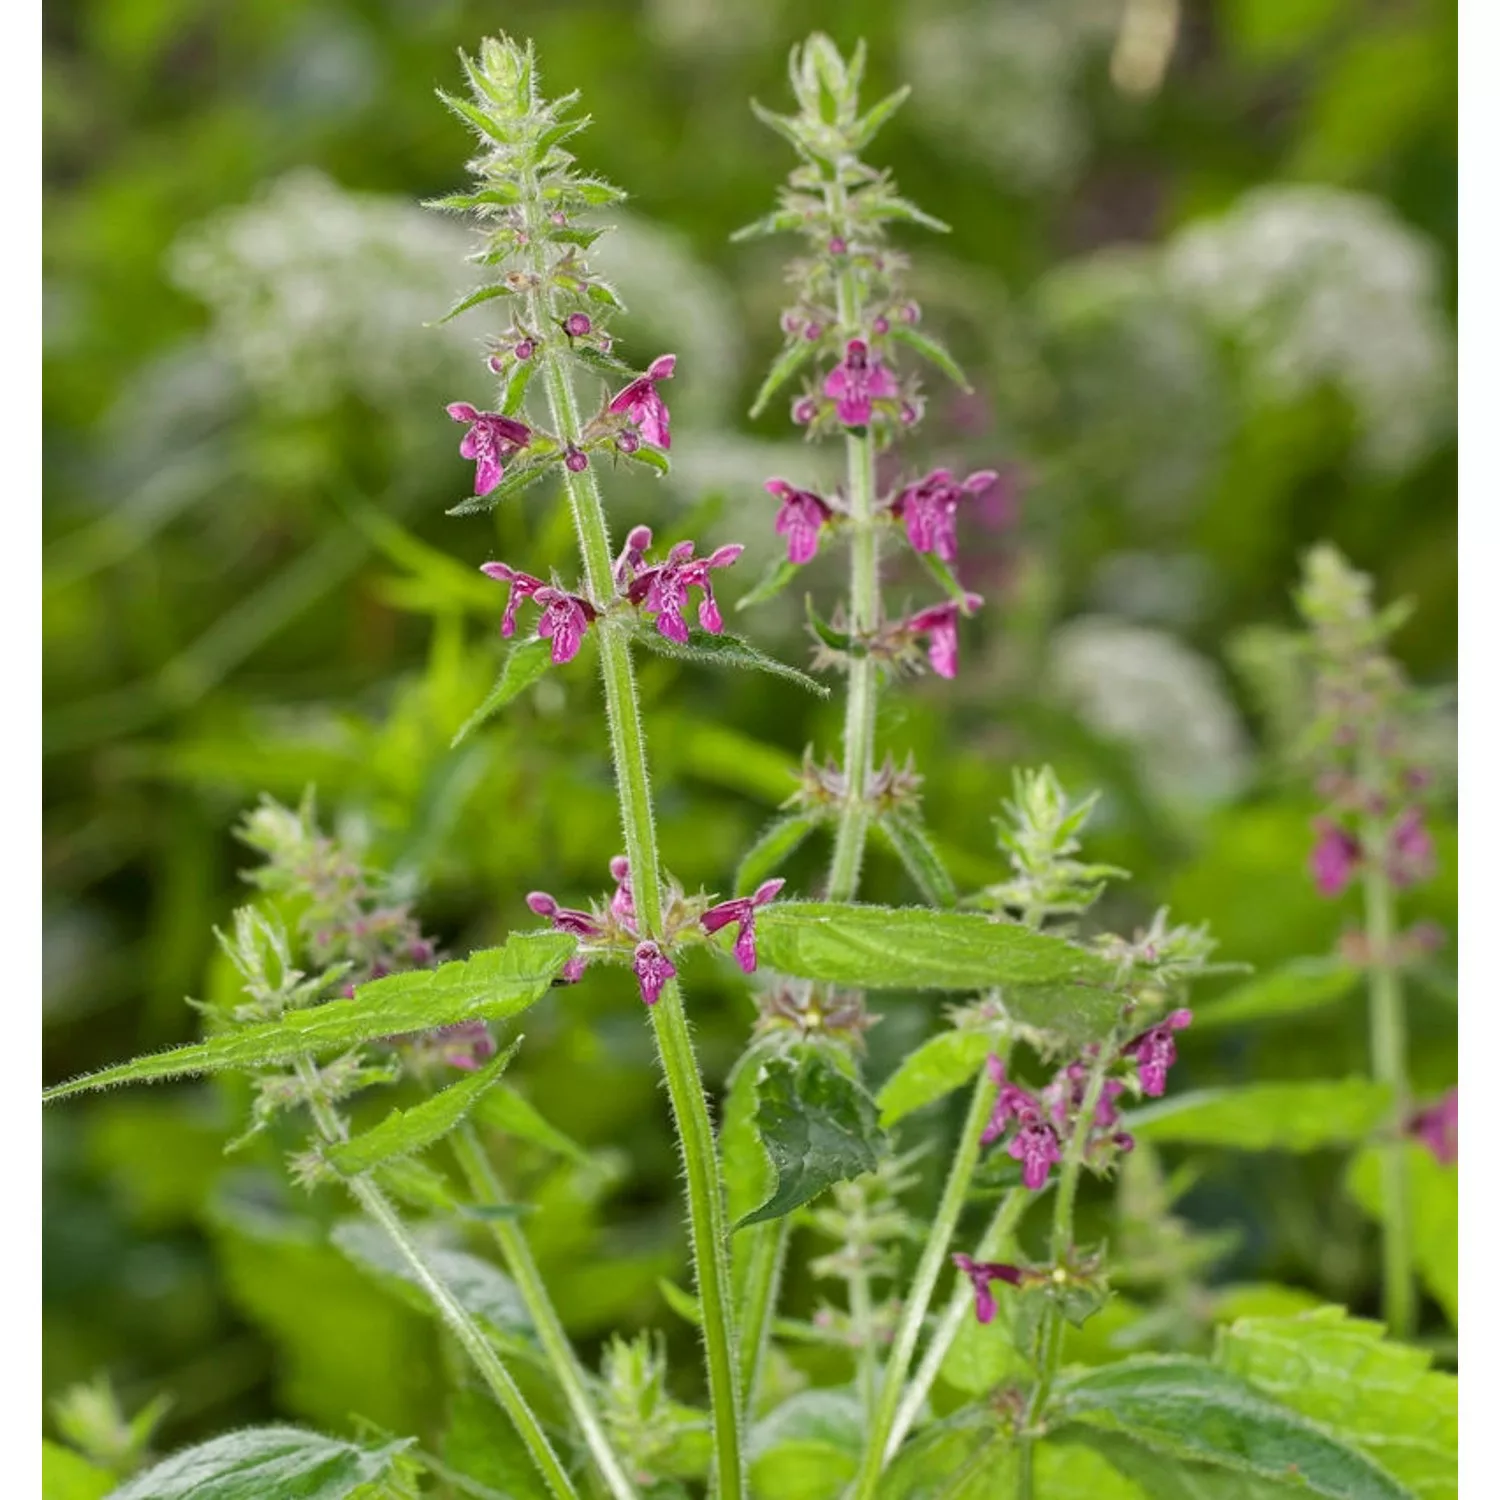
(295, 1062), (578, 1500)
(735, 1216), (789, 1420)
(1361, 824), (1415, 1338)
(450, 1123), (637, 1500)
(851, 1067), (998, 1496)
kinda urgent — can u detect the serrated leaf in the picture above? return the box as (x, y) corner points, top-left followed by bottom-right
(471, 1084), (591, 1167)
(874, 811), (958, 908)
(887, 324), (969, 389)
(569, 343), (634, 378)
(633, 627), (830, 697)
(43, 1440), (113, 1500)
(447, 459), (560, 516)
(755, 903), (1116, 992)
(1346, 1144), (1457, 1325)
(875, 1404), (1015, 1500)
(42, 934), (574, 1102)
(437, 88), (508, 143)
(424, 184), (524, 212)
(1051, 1356), (1413, 1499)
(1215, 1308), (1455, 1500)
(452, 639), (555, 746)
(721, 1042), (778, 1239)
(1125, 1080), (1392, 1152)
(101, 1426), (413, 1500)
(435, 282), (514, 325)
(332, 1219), (533, 1338)
(375, 1156), (467, 1216)
(324, 1041), (520, 1177)
(876, 1029), (992, 1128)
(737, 1048), (885, 1229)
(749, 1391), (863, 1500)
(1193, 960), (1360, 1031)
(1058, 1429), (1294, 1498)
(736, 814), (822, 896)
(736, 556), (804, 611)
(749, 340), (819, 419)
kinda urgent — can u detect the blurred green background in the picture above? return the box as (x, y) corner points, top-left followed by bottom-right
(43, 0), (1456, 1463)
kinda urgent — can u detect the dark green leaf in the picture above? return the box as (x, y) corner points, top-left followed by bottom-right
(736, 814), (823, 896)
(874, 811), (958, 908)
(1193, 960), (1360, 1031)
(569, 343), (635, 378)
(888, 324), (970, 389)
(440, 1385), (551, 1500)
(324, 1041), (521, 1177)
(749, 340), (819, 419)
(584, 279), (625, 310)
(633, 627), (831, 697)
(876, 1029), (992, 1128)
(1125, 1080), (1392, 1152)
(1052, 1356), (1413, 1499)
(721, 1042), (778, 1239)
(737, 1048), (885, 1229)
(804, 595), (855, 653)
(42, 934), (574, 1102)
(736, 556), (805, 611)
(451, 639), (555, 747)
(102, 1426), (413, 1500)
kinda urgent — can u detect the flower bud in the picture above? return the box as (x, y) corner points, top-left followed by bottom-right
(564, 312), (592, 337)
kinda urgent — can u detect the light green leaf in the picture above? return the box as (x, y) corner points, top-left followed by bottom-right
(938, 1288), (1030, 1396)
(1125, 1080), (1391, 1152)
(850, 85), (912, 149)
(1193, 961), (1360, 1032)
(876, 1030), (992, 1128)
(1062, 1429), (1308, 1497)
(735, 814), (822, 897)
(324, 1042), (520, 1177)
(1346, 1145), (1457, 1325)
(1215, 1307), (1455, 1500)
(749, 340), (819, 419)
(439, 1385), (551, 1500)
(888, 324), (969, 388)
(633, 627), (830, 697)
(736, 556), (804, 612)
(914, 550), (973, 610)
(1052, 1356), (1413, 1499)
(873, 812), (958, 908)
(471, 1085), (591, 1166)
(737, 1047), (885, 1229)
(876, 1404), (1014, 1500)
(43, 1441), (113, 1500)
(451, 639), (555, 746)
(749, 1391), (862, 1500)
(42, 935), (574, 1102)
(446, 458), (560, 517)
(435, 282), (514, 325)
(101, 1426), (412, 1500)
(616, 441), (670, 475)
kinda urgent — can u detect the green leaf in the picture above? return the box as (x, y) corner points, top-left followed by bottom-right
(1346, 1144), (1457, 1325)
(876, 1404), (1015, 1500)
(736, 556), (805, 611)
(101, 1426), (413, 1500)
(938, 1286), (1031, 1395)
(754, 902), (1116, 992)
(632, 627), (831, 697)
(749, 340), (819, 419)
(657, 1276), (704, 1327)
(439, 1384), (551, 1500)
(471, 1085), (591, 1166)
(721, 1043), (778, 1241)
(499, 356), (539, 417)
(871, 196), (952, 234)
(749, 1391), (863, 1500)
(1215, 1307), (1455, 1500)
(876, 1030), (992, 1128)
(887, 324), (970, 389)
(1193, 960), (1360, 1032)
(1060, 1430), (1300, 1497)
(332, 1219), (533, 1338)
(1125, 1080), (1392, 1153)
(324, 1041), (520, 1177)
(850, 85), (912, 149)
(914, 550), (973, 610)
(546, 176), (626, 207)
(435, 282), (514, 325)
(451, 639), (555, 746)
(616, 441), (670, 475)
(446, 458), (560, 516)
(43, 1441), (113, 1500)
(569, 343), (635, 379)
(736, 814), (822, 896)
(873, 811), (958, 908)
(729, 208), (807, 243)
(42, 934), (574, 1102)
(749, 98), (813, 156)
(1051, 1356), (1414, 1499)
(436, 88), (508, 142)
(737, 1047), (885, 1229)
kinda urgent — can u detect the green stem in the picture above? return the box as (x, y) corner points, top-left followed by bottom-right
(850, 1068), (998, 1497)
(735, 1217), (790, 1420)
(450, 1124), (638, 1500)
(295, 1062), (578, 1500)
(1361, 823), (1415, 1338)
(849, 1255), (880, 1418)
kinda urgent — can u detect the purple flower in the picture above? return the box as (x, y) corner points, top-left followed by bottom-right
(534, 588), (597, 665)
(426, 1019), (498, 1072)
(893, 469), (999, 564)
(480, 561), (545, 638)
(447, 403), (532, 496)
(765, 479), (833, 564)
(979, 1059), (1063, 1187)
(1310, 818), (1361, 898)
(564, 313), (592, 337)
(1009, 1121), (1063, 1190)
(791, 396), (818, 425)
(701, 878), (785, 974)
(904, 594), (984, 679)
(1122, 1009), (1192, 1098)
(526, 891), (601, 939)
(609, 855), (635, 925)
(614, 525), (654, 586)
(514, 338), (535, 361)
(1408, 1087), (1457, 1165)
(952, 1254), (1023, 1325)
(1389, 808), (1436, 888)
(564, 445), (589, 473)
(981, 1057), (1041, 1146)
(632, 940), (677, 1006)
(629, 541), (744, 642)
(608, 353), (676, 450)
(822, 339), (899, 427)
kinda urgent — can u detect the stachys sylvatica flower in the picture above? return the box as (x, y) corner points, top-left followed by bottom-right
(626, 540), (744, 642)
(765, 479), (834, 564)
(447, 403), (531, 496)
(1121, 1009), (1193, 1098)
(951, 1254), (1023, 1325)
(608, 353), (676, 449)
(892, 468), (999, 565)
(823, 338), (898, 426)
(700, 878), (785, 974)
(632, 941), (677, 1006)
(1309, 818), (1361, 898)
(902, 595), (984, 680)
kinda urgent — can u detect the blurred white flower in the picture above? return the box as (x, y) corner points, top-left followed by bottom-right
(1164, 186), (1454, 475)
(1050, 615), (1252, 807)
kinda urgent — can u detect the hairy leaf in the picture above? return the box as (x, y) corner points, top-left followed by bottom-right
(446, 458), (560, 516)
(633, 626), (831, 696)
(102, 1426), (413, 1500)
(471, 1085), (591, 1166)
(850, 85), (912, 150)
(749, 340), (819, 419)
(887, 324), (969, 388)
(43, 935), (573, 1102)
(435, 282), (514, 325)
(876, 1029), (992, 1127)
(875, 1405), (1015, 1499)
(874, 811), (958, 908)
(1346, 1144), (1457, 1325)
(1193, 960), (1360, 1032)
(736, 814), (823, 896)
(737, 1048), (885, 1229)
(749, 1391), (863, 1500)
(1125, 1080), (1391, 1152)
(451, 639), (555, 746)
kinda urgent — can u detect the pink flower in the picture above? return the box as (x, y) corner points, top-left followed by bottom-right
(1122, 1009), (1192, 1098)
(447, 403), (532, 496)
(822, 339), (898, 426)
(904, 594), (984, 679)
(1389, 808), (1436, 888)
(533, 588), (597, 665)
(700, 878), (785, 974)
(609, 855), (635, 924)
(426, 1019), (497, 1072)
(608, 353), (677, 449)
(632, 941), (677, 1006)
(1407, 1087), (1457, 1165)
(765, 479), (833, 564)
(480, 561), (545, 638)
(1310, 819), (1361, 898)
(952, 1254), (1023, 1325)
(1009, 1120), (1064, 1190)
(628, 541), (743, 642)
(893, 468), (999, 564)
